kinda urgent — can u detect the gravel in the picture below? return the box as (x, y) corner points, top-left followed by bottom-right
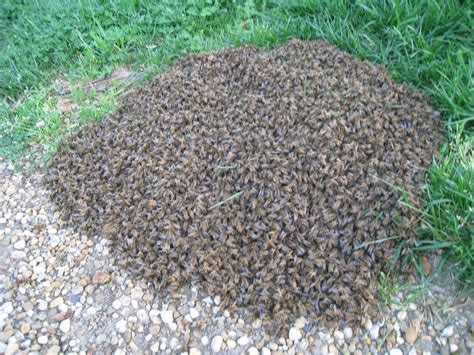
(0, 158), (473, 354)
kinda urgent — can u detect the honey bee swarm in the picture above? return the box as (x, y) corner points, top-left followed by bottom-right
(46, 40), (442, 325)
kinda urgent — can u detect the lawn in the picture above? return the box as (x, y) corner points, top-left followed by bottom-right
(0, 0), (472, 287)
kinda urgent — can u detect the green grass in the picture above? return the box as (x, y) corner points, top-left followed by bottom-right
(0, 0), (472, 285)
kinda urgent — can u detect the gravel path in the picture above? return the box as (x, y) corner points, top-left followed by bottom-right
(0, 159), (473, 355)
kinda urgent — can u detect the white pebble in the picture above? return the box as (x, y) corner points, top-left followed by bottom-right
(449, 343), (459, 353)
(238, 335), (250, 346)
(37, 300), (48, 311)
(5, 342), (19, 355)
(370, 324), (380, 340)
(38, 335), (48, 344)
(201, 336), (209, 346)
(189, 308), (199, 319)
(115, 319), (127, 330)
(334, 330), (344, 341)
(289, 327), (302, 341)
(294, 316), (307, 329)
(248, 347), (259, 355)
(60, 319), (71, 332)
(150, 342), (160, 353)
(203, 297), (213, 304)
(261, 347), (271, 355)
(137, 309), (149, 324)
(11, 251), (26, 259)
(389, 349), (403, 355)
(160, 310), (173, 324)
(13, 240), (26, 249)
(169, 338), (179, 349)
(441, 325), (454, 338)
(211, 336), (223, 352)
(397, 311), (407, 321)
(1, 302), (13, 314)
(86, 307), (96, 316)
(50, 297), (64, 308)
(227, 339), (236, 349)
(112, 300), (122, 310)
(343, 327), (353, 339)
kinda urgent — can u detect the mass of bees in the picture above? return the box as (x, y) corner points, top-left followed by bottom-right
(47, 40), (442, 325)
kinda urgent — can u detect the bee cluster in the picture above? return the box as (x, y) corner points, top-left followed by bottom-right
(47, 40), (442, 325)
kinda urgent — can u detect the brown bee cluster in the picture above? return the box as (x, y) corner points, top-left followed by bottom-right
(46, 40), (442, 325)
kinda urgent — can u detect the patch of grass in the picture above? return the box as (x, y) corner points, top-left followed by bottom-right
(0, 0), (472, 285)
(417, 134), (473, 286)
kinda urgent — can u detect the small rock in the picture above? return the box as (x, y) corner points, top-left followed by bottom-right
(150, 325), (160, 335)
(1, 303), (13, 314)
(389, 349), (403, 355)
(201, 336), (209, 346)
(71, 285), (83, 295)
(441, 325), (454, 338)
(92, 270), (110, 284)
(211, 335), (223, 352)
(227, 339), (236, 349)
(189, 308), (199, 319)
(328, 344), (338, 354)
(252, 319), (262, 329)
(137, 309), (149, 324)
(289, 327), (302, 341)
(343, 327), (353, 340)
(49, 297), (64, 308)
(96, 334), (107, 344)
(112, 300), (122, 310)
(364, 319), (373, 331)
(11, 251), (26, 259)
(60, 319), (70, 332)
(130, 341), (139, 352)
(397, 311), (407, 321)
(261, 347), (271, 355)
(46, 345), (60, 355)
(38, 335), (48, 344)
(189, 348), (201, 355)
(449, 342), (458, 353)
(294, 317), (307, 329)
(248, 347), (259, 355)
(37, 300), (48, 311)
(334, 330), (344, 341)
(151, 342), (160, 353)
(4, 342), (19, 355)
(160, 310), (173, 324)
(20, 324), (30, 334)
(238, 335), (250, 346)
(115, 319), (127, 330)
(405, 327), (418, 344)
(13, 240), (26, 249)
(369, 324), (380, 340)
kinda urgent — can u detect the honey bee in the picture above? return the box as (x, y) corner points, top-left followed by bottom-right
(46, 39), (443, 328)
